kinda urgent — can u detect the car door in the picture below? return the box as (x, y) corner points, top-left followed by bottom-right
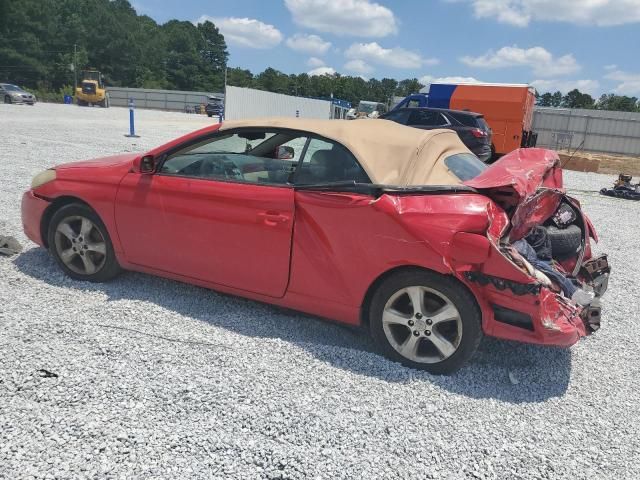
(114, 129), (308, 298)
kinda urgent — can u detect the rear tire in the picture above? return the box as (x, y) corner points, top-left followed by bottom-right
(369, 269), (482, 374)
(47, 203), (121, 282)
(547, 225), (582, 256)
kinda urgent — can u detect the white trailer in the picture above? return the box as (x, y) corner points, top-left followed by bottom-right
(224, 86), (332, 120)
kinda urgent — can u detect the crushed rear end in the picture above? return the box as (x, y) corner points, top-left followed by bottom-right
(458, 148), (609, 346)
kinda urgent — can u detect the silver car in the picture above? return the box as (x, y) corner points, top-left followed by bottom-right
(1, 83), (36, 105)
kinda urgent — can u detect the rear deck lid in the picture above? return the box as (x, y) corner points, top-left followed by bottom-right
(463, 148), (564, 239)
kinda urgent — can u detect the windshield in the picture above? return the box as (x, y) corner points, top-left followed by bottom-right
(83, 71), (100, 81)
(3, 84), (21, 92)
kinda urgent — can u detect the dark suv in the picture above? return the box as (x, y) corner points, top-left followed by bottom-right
(205, 96), (224, 118)
(380, 107), (493, 162)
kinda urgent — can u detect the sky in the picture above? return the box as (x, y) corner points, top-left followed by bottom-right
(134, 0), (640, 97)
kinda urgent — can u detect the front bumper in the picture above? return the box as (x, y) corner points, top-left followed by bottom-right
(21, 190), (50, 246)
(11, 95), (35, 104)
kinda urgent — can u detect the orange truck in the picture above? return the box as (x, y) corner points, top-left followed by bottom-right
(394, 83), (538, 156)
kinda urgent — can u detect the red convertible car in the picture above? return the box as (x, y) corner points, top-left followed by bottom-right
(21, 118), (609, 373)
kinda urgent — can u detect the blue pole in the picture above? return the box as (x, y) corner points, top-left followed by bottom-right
(129, 105), (135, 136)
(125, 98), (140, 138)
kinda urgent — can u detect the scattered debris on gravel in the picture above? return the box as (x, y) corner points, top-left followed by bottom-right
(0, 235), (22, 256)
(1, 103), (639, 479)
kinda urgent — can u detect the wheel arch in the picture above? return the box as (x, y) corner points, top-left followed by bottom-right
(40, 196), (94, 248)
(359, 265), (482, 328)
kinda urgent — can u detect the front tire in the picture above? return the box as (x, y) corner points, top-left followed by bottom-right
(369, 270), (482, 374)
(47, 203), (121, 282)
(4, 95), (12, 104)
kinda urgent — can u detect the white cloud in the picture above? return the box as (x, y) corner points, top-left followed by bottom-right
(308, 66), (337, 76)
(345, 42), (438, 69)
(285, 33), (331, 55)
(284, 0), (398, 37)
(306, 57), (326, 68)
(461, 0), (640, 27)
(604, 64), (618, 71)
(530, 79), (600, 95)
(344, 59), (374, 75)
(604, 70), (640, 95)
(419, 75), (482, 86)
(198, 16), (282, 49)
(460, 45), (580, 77)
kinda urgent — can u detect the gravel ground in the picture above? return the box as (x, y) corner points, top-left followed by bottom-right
(1, 103), (639, 479)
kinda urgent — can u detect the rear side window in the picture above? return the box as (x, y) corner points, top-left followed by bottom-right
(449, 112), (481, 127)
(444, 153), (487, 181)
(295, 138), (370, 185)
(476, 117), (490, 131)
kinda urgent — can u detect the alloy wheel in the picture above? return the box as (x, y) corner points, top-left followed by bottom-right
(382, 286), (463, 363)
(53, 216), (107, 275)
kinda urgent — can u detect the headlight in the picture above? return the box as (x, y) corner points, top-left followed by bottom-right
(31, 169), (56, 189)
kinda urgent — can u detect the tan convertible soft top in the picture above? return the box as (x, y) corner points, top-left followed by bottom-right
(219, 118), (472, 186)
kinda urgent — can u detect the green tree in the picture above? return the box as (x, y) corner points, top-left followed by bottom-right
(596, 94), (639, 112)
(0, 0), (228, 92)
(561, 89), (595, 109)
(395, 78), (424, 97)
(537, 92), (554, 107)
(227, 67), (254, 88)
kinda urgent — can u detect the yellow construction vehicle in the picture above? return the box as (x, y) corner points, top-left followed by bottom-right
(75, 69), (109, 107)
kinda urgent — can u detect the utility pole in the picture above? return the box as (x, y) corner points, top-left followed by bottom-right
(73, 44), (77, 92)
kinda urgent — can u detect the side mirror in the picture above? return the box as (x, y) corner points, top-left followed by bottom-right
(133, 155), (156, 174)
(276, 145), (294, 160)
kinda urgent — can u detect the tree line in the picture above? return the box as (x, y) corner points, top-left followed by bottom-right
(536, 89), (639, 112)
(1, 0), (638, 111)
(0, 0), (228, 92)
(227, 67), (425, 105)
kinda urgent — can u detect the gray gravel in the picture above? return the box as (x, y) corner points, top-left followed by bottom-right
(1, 103), (639, 479)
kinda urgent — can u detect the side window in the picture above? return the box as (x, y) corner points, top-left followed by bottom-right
(449, 112), (477, 127)
(295, 138), (370, 185)
(407, 110), (437, 127)
(407, 110), (449, 127)
(407, 99), (421, 108)
(159, 130), (308, 185)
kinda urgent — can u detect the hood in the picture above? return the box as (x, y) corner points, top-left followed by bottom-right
(55, 153), (140, 171)
(464, 148), (565, 240)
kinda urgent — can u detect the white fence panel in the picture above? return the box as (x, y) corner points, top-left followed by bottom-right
(533, 107), (640, 156)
